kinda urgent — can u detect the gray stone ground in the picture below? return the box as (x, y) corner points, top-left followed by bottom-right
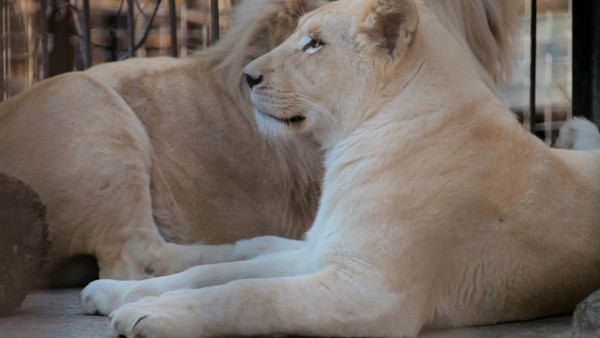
(0, 288), (585, 338)
(0, 289), (112, 338)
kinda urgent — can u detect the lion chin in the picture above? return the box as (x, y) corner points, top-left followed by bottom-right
(254, 107), (308, 140)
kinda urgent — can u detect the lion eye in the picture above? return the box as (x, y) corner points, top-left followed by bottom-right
(301, 37), (324, 54)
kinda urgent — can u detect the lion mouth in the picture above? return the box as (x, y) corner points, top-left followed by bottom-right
(259, 110), (306, 125)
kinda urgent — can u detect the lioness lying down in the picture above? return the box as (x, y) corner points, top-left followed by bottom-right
(0, 0), (516, 282)
(81, 0), (600, 336)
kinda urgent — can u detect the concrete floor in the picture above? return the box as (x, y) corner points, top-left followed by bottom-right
(0, 288), (576, 338)
(0, 289), (113, 338)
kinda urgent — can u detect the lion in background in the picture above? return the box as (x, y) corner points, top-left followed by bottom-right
(0, 0), (516, 282)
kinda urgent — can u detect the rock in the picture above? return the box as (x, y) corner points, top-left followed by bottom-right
(0, 173), (50, 317)
(571, 289), (600, 337)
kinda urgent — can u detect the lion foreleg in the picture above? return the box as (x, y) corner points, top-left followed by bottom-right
(226, 235), (306, 260)
(81, 246), (307, 315)
(140, 235), (307, 277)
(107, 269), (423, 338)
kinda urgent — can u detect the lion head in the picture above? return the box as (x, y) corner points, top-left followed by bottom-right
(243, 0), (428, 146)
(244, 0), (496, 149)
(204, 0), (334, 103)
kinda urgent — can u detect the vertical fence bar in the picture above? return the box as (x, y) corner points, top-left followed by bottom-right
(168, 0), (178, 57)
(39, 0), (49, 79)
(81, 0), (92, 69)
(572, 0), (600, 126)
(1, 0), (7, 99)
(127, 0), (135, 57)
(529, 0), (537, 133)
(210, 0), (219, 43)
(593, 3), (600, 127)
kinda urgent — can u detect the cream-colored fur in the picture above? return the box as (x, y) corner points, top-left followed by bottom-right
(0, 0), (516, 282)
(82, 0), (600, 337)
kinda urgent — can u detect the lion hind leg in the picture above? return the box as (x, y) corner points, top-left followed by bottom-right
(0, 73), (205, 281)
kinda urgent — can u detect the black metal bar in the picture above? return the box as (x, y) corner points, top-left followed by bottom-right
(39, 0), (49, 79)
(572, 0), (600, 126)
(529, 0), (537, 133)
(594, 4), (600, 127)
(81, 0), (92, 69)
(133, 0), (162, 50)
(168, 0), (178, 57)
(1, 0), (7, 99)
(109, 0), (125, 60)
(127, 0), (135, 57)
(211, 0), (219, 43)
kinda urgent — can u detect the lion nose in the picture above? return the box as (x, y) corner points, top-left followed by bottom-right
(244, 73), (263, 89)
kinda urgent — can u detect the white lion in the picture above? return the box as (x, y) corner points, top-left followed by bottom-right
(0, 0), (516, 282)
(81, 0), (600, 337)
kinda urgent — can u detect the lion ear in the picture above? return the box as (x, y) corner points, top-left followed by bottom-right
(286, 0), (306, 18)
(362, 0), (418, 57)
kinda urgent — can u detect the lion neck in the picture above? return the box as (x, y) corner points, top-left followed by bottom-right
(382, 10), (502, 123)
(379, 7), (500, 129)
(319, 8), (505, 193)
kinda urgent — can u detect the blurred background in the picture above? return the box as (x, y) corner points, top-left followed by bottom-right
(1, 0), (239, 98)
(0, 0), (596, 144)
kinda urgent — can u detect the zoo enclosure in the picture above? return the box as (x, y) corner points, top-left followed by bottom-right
(1, 0), (599, 143)
(1, 0), (238, 95)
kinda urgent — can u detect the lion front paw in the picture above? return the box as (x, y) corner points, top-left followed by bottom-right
(81, 279), (145, 315)
(109, 294), (200, 338)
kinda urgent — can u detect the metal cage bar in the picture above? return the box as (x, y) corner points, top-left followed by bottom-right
(168, 0), (178, 57)
(81, 0), (92, 69)
(211, 0), (220, 42)
(1, 0), (8, 99)
(127, 0), (135, 57)
(572, 0), (600, 126)
(39, 0), (49, 79)
(528, 0), (537, 133)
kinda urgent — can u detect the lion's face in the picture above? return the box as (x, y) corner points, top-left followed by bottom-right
(244, 0), (418, 146)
